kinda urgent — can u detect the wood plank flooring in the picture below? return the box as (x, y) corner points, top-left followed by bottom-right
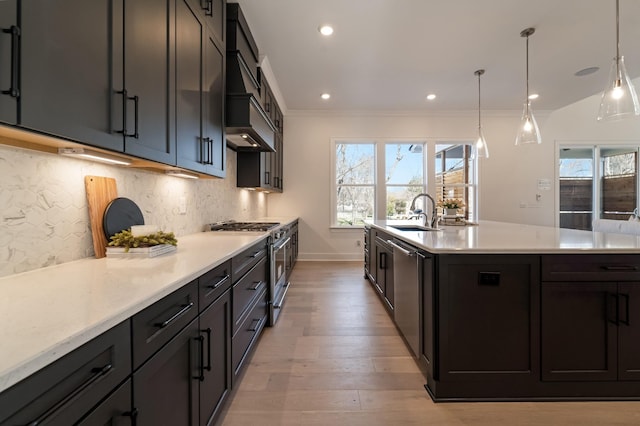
(218, 261), (640, 425)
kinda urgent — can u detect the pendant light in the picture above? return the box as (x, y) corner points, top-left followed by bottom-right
(473, 69), (489, 158)
(597, 0), (639, 121)
(515, 27), (541, 145)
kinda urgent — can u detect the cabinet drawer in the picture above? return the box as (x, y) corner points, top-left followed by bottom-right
(0, 320), (131, 425)
(232, 288), (268, 376)
(199, 260), (232, 312)
(132, 280), (198, 369)
(232, 239), (268, 283)
(233, 256), (268, 334)
(542, 254), (640, 282)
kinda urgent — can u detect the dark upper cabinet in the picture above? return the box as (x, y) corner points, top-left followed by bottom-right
(186, 0), (225, 45)
(176, 0), (226, 177)
(117, 0), (176, 164)
(15, 0), (123, 151)
(0, 0), (18, 125)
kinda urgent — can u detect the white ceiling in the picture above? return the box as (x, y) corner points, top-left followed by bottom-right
(235, 0), (640, 113)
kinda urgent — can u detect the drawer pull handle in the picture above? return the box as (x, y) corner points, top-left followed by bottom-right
(251, 251), (262, 258)
(155, 302), (194, 328)
(28, 364), (113, 426)
(249, 280), (264, 291)
(602, 265), (638, 271)
(248, 318), (261, 332)
(195, 335), (205, 381)
(208, 274), (230, 290)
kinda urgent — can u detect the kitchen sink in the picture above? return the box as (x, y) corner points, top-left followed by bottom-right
(389, 224), (441, 232)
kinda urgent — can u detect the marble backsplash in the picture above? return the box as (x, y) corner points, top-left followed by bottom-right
(0, 144), (267, 277)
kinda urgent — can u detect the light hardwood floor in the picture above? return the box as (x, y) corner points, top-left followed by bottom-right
(219, 261), (640, 425)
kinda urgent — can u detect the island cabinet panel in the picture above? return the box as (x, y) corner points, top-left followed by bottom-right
(541, 255), (640, 383)
(374, 231), (394, 311)
(421, 253), (435, 379)
(436, 255), (540, 383)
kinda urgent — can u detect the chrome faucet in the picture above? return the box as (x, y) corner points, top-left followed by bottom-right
(410, 193), (438, 228)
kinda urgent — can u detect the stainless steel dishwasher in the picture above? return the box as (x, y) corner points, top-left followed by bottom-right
(388, 238), (421, 358)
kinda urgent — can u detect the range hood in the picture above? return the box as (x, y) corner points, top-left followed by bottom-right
(225, 3), (276, 152)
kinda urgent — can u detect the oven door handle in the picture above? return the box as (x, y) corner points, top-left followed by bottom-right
(273, 237), (291, 251)
(273, 281), (290, 309)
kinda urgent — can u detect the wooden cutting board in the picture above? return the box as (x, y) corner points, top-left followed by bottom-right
(85, 176), (118, 258)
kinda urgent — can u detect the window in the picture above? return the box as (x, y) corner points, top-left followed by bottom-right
(558, 144), (640, 230)
(332, 139), (478, 227)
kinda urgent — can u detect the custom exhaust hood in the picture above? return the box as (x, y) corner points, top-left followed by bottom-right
(225, 3), (276, 152)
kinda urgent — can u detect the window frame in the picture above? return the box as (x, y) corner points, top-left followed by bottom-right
(331, 138), (478, 228)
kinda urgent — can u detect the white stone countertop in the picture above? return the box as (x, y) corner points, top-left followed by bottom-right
(369, 220), (640, 254)
(0, 226), (288, 393)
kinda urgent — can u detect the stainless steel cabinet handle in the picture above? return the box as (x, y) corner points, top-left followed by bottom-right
(208, 274), (230, 290)
(274, 282), (290, 309)
(155, 302), (194, 328)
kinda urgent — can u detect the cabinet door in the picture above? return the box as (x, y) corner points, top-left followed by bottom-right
(541, 282), (618, 381)
(438, 255), (539, 381)
(19, 0), (123, 151)
(134, 317), (199, 426)
(202, 33), (226, 177)
(0, 0), (18, 124)
(176, 0), (205, 173)
(186, 0), (224, 44)
(198, 290), (231, 426)
(618, 283), (640, 380)
(122, 0), (175, 164)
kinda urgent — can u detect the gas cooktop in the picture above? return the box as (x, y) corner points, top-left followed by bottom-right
(206, 221), (280, 232)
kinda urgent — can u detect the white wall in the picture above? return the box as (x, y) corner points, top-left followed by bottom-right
(267, 110), (558, 261)
(0, 143), (267, 277)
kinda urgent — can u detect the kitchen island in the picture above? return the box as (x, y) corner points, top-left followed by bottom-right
(366, 220), (640, 401)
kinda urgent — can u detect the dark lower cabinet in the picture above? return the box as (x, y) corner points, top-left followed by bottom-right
(374, 233), (394, 311)
(0, 320), (131, 425)
(199, 290), (232, 426)
(618, 283), (640, 380)
(436, 255), (540, 382)
(421, 252), (435, 379)
(77, 379), (133, 426)
(134, 317), (199, 426)
(541, 281), (640, 382)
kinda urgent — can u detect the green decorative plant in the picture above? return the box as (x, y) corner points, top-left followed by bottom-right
(108, 229), (178, 252)
(438, 198), (465, 209)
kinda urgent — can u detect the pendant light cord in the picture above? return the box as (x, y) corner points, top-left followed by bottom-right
(478, 72), (481, 128)
(525, 34), (530, 115)
(616, 0), (620, 78)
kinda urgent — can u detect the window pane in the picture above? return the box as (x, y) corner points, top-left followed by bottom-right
(336, 185), (374, 226)
(336, 144), (375, 185)
(386, 186), (424, 219)
(385, 143), (424, 184)
(435, 143), (474, 220)
(601, 149), (637, 220)
(559, 147), (593, 230)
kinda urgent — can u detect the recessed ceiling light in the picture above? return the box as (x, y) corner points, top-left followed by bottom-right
(528, 93), (539, 100)
(426, 94), (436, 101)
(574, 66), (599, 77)
(321, 93), (331, 100)
(319, 25), (334, 36)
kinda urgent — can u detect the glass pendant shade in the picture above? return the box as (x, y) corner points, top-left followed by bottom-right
(474, 127), (489, 158)
(515, 101), (541, 145)
(472, 69), (489, 159)
(597, 55), (640, 121)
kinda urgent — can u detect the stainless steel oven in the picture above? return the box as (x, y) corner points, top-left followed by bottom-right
(269, 228), (290, 325)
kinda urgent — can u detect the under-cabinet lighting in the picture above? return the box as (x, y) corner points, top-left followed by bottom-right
(58, 148), (132, 166)
(165, 170), (199, 179)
